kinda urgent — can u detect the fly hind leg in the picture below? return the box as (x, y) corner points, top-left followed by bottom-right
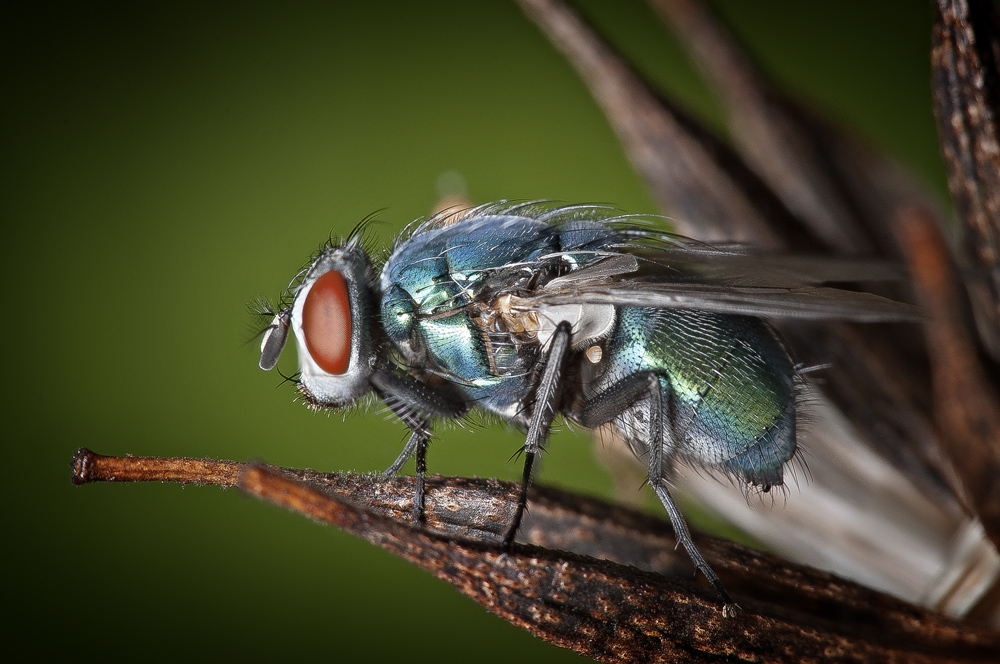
(578, 371), (738, 614)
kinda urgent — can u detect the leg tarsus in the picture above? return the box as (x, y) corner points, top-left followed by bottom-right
(379, 429), (422, 480)
(413, 433), (428, 523)
(502, 450), (535, 551)
(378, 425), (430, 524)
(654, 483), (737, 611)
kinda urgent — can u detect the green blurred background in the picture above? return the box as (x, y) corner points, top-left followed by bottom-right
(4, 1), (945, 660)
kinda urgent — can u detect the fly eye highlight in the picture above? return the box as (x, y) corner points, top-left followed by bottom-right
(301, 269), (352, 375)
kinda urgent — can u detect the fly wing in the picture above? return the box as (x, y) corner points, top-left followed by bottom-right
(522, 281), (920, 322)
(627, 246), (908, 286)
(524, 239), (921, 321)
(453, 227), (920, 321)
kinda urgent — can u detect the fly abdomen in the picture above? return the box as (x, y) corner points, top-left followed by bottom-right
(589, 306), (797, 489)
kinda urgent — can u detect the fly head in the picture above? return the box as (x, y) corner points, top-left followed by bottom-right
(259, 242), (378, 409)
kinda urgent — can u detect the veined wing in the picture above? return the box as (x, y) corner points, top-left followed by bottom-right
(516, 241), (922, 321)
(517, 281), (919, 322)
(626, 246), (909, 287)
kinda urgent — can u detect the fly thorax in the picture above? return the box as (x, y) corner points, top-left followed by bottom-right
(382, 284), (419, 360)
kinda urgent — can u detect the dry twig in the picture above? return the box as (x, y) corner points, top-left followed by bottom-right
(72, 449), (1000, 662)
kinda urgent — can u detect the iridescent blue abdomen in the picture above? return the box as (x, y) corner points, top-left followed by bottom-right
(588, 307), (796, 488)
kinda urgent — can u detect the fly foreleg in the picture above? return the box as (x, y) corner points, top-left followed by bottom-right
(578, 371), (738, 614)
(502, 321), (573, 551)
(371, 368), (467, 522)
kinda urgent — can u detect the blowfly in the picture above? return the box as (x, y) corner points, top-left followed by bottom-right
(256, 202), (918, 612)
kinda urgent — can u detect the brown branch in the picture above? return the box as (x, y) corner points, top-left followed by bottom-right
(898, 207), (1000, 552)
(71, 449), (1000, 663)
(513, 0), (815, 249)
(933, 0), (1000, 359)
(923, 0), (1000, 558)
(648, 0), (946, 259)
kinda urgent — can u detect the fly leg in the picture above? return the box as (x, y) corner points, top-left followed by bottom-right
(371, 367), (467, 523)
(380, 417), (432, 522)
(502, 321), (573, 551)
(578, 372), (737, 614)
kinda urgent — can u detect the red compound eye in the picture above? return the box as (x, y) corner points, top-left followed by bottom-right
(301, 270), (352, 375)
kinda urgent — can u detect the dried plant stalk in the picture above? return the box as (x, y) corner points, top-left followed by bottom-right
(71, 449), (1000, 663)
(933, 0), (1000, 358)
